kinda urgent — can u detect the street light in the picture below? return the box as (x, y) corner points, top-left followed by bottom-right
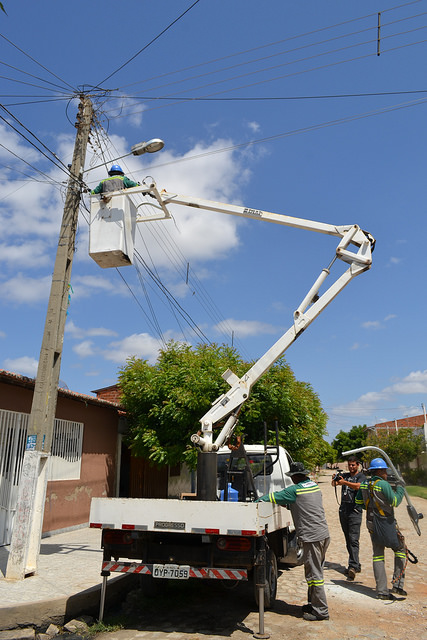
(85, 138), (165, 174)
(131, 138), (165, 156)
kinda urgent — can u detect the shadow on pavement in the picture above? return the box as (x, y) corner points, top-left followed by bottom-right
(102, 578), (258, 637)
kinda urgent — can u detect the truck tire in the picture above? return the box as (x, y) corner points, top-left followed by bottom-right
(254, 549), (277, 610)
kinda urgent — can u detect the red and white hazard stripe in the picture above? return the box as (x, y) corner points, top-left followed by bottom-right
(102, 561), (247, 580)
(102, 561), (151, 574)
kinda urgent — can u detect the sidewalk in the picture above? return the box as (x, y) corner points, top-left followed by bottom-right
(0, 527), (129, 631)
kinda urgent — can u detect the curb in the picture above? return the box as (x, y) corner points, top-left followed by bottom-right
(0, 574), (137, 632)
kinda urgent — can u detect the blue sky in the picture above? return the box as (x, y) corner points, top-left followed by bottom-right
(1, 0), (427, 442)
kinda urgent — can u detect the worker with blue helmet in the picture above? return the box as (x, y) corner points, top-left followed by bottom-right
(91, 164), (138, 196)
(356, 457), (406, 600)
(368, 458), (388, 470)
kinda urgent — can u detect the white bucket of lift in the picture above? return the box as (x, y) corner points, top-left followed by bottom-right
(89, 194), (137, 268)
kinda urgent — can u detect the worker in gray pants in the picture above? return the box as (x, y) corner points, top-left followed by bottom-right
(257, 461), (330, 621)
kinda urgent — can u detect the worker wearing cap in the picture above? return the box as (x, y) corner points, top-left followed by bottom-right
(91, 164), (138, 195)
(355, 458), (406, 600)
(257, 461), (330, 621)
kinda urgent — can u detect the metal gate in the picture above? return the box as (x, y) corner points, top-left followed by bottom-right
(0, 410), (84, 546)
(0, 409), (28, 546)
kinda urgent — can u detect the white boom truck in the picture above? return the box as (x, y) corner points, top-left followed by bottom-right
(88, 182), (375, 625)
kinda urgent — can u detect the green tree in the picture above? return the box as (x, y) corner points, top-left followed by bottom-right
(331, 424), (368, 461)
(118, 341), (328, 469)
(0, 4), (6, 14)
(367, 428), (423, 469)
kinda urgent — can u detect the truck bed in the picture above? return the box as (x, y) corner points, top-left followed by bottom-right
(90, 497), (292, 536)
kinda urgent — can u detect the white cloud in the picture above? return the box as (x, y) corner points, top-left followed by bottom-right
(70, 274), (127, 298)
(3, 356), (38, 377)
(0, 330), (6, 338)
(361, 314), (396, 330)
(214, 318), (279, 338)
(330, 370), (427, 423)
(103, 332), (163, 364)
(247, 121), (260, 133)
(103, 97), (145, 128)
(361, 320), (381, 329)
(73, 340), (96, 358)
(0, 241), (52, 268)
(386, 370), (427, 395)
(0, 274), (52, 304)
(66, 319), (118, 339)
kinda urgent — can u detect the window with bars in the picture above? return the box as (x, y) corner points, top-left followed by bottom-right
(48, 419), (84, 481)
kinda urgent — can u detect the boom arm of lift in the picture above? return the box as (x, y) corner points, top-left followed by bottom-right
(124, 182), (375, 452)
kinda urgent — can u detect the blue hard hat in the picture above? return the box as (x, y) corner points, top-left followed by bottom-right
(108, 164), (124, 175)
(368, 457), (388, 470)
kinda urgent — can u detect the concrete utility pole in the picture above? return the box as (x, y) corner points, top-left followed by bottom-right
(6, 96), (93, 580)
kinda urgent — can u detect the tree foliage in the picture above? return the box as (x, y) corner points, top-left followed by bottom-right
(331, 424), (368, 461)
(118, 341), (328, 469)
(366, 428), (423, 468)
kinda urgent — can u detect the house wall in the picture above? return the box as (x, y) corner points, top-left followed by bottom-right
(0, 376), (119, 534)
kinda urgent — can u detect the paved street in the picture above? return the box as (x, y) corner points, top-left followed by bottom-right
(94, 470), (426, 640)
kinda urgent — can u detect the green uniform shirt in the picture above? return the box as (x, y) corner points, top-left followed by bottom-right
(92, 175), (138, 194)
(257, 478), (329, 543)
(355, 475), (404, 532)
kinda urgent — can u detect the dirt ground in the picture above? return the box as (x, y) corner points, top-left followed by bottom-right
(96, 470), (426, 640)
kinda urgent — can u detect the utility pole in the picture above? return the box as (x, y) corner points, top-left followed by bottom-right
(6, 96), (93, 580)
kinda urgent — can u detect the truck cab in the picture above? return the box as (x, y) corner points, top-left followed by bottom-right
(216, 444), (294, 502)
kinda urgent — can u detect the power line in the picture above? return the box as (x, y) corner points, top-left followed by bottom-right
(0, 140), (65, 186)
(0, 74), (73, 94)
(134, 249), (211, 344)
(114, 1), (423, 93)
(109, 88), (427, 103)
(116, 15), (427, 98)
(0, 32), (76, 92)
(103, 34), (427, 121)
(125, 96), (427, 172)
(0, 104), (72, 176)
(97, 0), (202, 86)
(0, 59), (75, 94)
(0, 97), (70, 107)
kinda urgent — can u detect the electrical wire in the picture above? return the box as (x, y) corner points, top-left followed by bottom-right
(115, 15), (427, 98)
(0, 32), (76, 92)
(114, 267), (167, 341)
(0, 104), (72, 176)
(107, 87), (427, 103)
(0, 140), (65, 187)
(103, 32), (427, 120)
(136, 224), (191, 344)
(134, 249), (211, 344)
(0, 97), (71, 107)
(0, 59), (75, 94)
(131, 95), (427, 172)
(114, 1), (424, 93)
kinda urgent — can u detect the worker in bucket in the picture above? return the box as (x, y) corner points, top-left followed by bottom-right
(257, 461), (330, 621)
(91, 164), (138, 196)
(355, 458), (406, 600)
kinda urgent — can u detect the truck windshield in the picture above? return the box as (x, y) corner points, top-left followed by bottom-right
(217, 453), (274, 478)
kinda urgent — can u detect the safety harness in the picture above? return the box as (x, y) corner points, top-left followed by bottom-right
(367, 479), (418, 583)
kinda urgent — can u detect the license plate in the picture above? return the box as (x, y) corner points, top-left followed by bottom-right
(152, 564), (190, 579)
